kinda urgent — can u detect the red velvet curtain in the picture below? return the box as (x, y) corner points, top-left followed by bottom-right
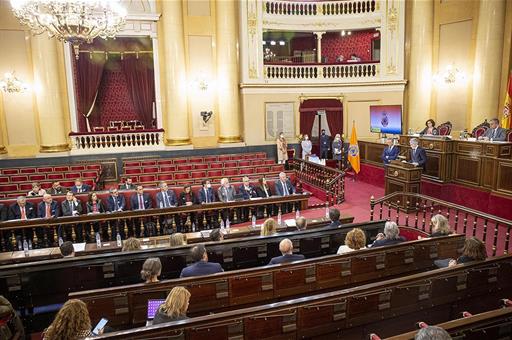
(299, 111), (316, 136)
(326, 110), (343, 136)
(76, 53), (106, 132)
(121, 54), (155, 129)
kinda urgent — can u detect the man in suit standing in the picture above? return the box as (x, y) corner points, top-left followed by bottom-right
(156, 181), (177, 208)
(71, 178), (91, 193)
(381, 138), (400, 165)
(217, 178), (236, 202)
(319, 129), (331, 160)
(268, 238), (305, 265)
(238, 176), (257, 200)
(480, 118), (507, 141)
(275, 172), (295, 196)
(8, 196), (36, 220)
(47, 181), (66, 195)
(409, 138), (427, 170)
(180, 244), (224, 277)
(106, 188), (126, 212)
(38, 194), (60, 218)
(130, 185), (152, 210)
(119, 177), (136, 190)
(198, 180), (215, 204)
(61, 191), (83, 216)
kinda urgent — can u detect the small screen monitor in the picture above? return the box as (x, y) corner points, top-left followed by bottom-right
(147, 299), (165, 319)
(370, 105), (402, 134)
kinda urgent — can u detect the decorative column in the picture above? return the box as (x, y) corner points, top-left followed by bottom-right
(407, 0), (433, 132)
(216, 0), (242, 143)
(314, 32), (325, 63)
(31, 36), (70, 152)
(161, 0), (190, 145)
(470, 0), (506, 128)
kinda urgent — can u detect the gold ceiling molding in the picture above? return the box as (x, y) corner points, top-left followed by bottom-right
(299, 95), (344, 104)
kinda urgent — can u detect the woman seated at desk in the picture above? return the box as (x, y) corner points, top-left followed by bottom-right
(420, 119), (438, 136)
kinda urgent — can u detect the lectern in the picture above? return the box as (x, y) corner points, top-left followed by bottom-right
(385, 160), (422, 212)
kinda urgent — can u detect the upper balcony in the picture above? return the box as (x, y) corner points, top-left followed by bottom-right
(240, 0), (405, 87)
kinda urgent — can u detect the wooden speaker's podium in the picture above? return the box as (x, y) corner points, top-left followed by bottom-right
(385, 160), (422, 212)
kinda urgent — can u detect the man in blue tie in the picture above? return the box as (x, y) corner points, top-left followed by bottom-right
(106, 188), (126, 212)
(381, 137), (400, 165)
(156, 181), (177, 208)
(275, 172), (295, 196)
(409, 138), (427, 170)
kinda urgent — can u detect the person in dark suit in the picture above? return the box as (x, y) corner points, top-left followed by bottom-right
(106, 188), (126, 212)
(381, 138), (400, 165)
(480, 118), (507, 141)
(275, 172), (295, 196)
(238, 176), (257, 200)
(61, 191), (83, 216)
(180, 244), (224, 277)
(217, 178), (236, 202)
(118, 178), (136, 190)
(319, 129), (331, 159)
(268, 238), (305, 265)
(130, 185), (153, 210)
(328, 208), (341, 228)
(8, 196), (36, 220)
(255, 177), (272, 198)
(47, 181), (67, 195)
(198, 180), (215, 204)
(156, 182), (177, 208)
(70, 178), (91, 193)
(371, 221), (405, 248)
(0, 203), (8, 221)
(38, 194), (60, 218)
(178, 185), (197, 206)
(419, 119), (438, 136)
(86, 192), (106, 214)
(409, 138), (427, 170)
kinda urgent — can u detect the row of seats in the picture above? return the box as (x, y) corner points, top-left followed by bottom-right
(0, 163), (101, 175)
(0, 171), (99, 183)
(123, 152), (268, 168)
(124, 159), (277, 174)
(0, 177), (97, 197)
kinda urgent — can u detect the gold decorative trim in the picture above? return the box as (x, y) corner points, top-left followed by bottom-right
(0, 146), (6, 154)
(165, 138), (191, 146)
(299, 95), (344, 104)
(218, 135), (243, 143)
(240, 80), (408, 88)
(40, 143), (70, 153)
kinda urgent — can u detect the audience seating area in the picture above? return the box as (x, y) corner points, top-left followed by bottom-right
(0, 164), (101, 197)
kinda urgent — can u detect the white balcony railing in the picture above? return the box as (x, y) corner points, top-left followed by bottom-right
(263, 0), (378, 17)
(69, 129), (165, 154)
(264, 63), (380, 82)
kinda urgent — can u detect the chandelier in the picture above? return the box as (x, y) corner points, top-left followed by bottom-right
(10, 0), (127, 57)
(0, 72), (29, 94)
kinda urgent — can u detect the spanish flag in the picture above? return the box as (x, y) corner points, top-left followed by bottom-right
(348, 121), (360, 173)
(502, 72), (512, 129)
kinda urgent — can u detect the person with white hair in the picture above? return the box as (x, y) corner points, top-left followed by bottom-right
(371, 221), (405, 247)
(275, 172), (295, 196)
(268, 238), (305, 265)
(408, 138), (427, 170)
(217, 178), (235, 202)
(414, 326), (452, 340)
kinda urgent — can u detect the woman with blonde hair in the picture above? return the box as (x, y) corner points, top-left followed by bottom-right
(276, 132), (288, 164)
(141, 257), (162, 283)
(122, 237), (141, 252)
(337, 228), (366, 254)
(430, 214), (452, 237)
(170, 233), (187, 247)
(153, 286), (191, 325)
(261, 218), (277, 236)
(43, 299), (95, 339)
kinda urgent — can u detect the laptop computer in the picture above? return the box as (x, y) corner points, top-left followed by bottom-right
(147, 299), (165, 320)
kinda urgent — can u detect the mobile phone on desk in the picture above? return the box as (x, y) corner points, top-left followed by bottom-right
(92, 318), (108, 335)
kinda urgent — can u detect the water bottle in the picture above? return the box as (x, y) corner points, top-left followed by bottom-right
(18, 240), (22, 251)
(58, 237), (64, 247)
(192, 222), (196, 232)
(96, 232), (102, 248)
(116, 233), (122, 247)
(295, 209), (300, 219)
(23, 240), (29, 257)
(220, 219), (225, 230)
(226, 218), (231, 229)
(252, 215), (256, 227)
(277, 211), (282, 226)
(28, 240), (32, 250)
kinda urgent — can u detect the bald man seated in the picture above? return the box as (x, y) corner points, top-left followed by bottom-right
(268, 238), (305, 265)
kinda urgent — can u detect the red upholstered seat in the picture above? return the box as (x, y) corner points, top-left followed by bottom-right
(229, 154), (240, 160)
(47, 173), (64, 180)
(139, 174), (156, 183)
(239, 168), (252, 175)
(144, 167), (159, 174)
(10, 175), (28, 182)
(507, 130), (512, 142)
(140, 160), (157, 167)
(189, 157), (203, 163)
(191, 171), (206, 179)
(159, 165), (176, 172)
(70, 165), (86, 171)
(157, 174), (173, 181)
(193, 163), (208, 170)
(81, 171), (98, 178)
(20, 168), (37, 174)
(177, 164), (193, 171)
(174, 173), (190, 180)
(173, 158), (188, 164)
(256, 166), (270, 173)
(474, 127), (488, 138)
(2, 169), (18, 175)
(54, 166), (69, 172)
(203, 156), (217, 163)
(0, 177), (9, 183)
(65, 172), (81, 179)
(60, 180), (74, 187)
(157, 159), (174, 165)
(271, 165), (284, 172)
(264, 159), (275, 165)
(242, 154), (254, 160)
(224, 161), (237, 168)
(210, 163), (223, 169)
(256, 152), (267, 159)
(218, 155), (230, 162)
(437, 121), (452, 136)
(125, 168), (142, 175)
(239, 160), (251, 167)
(124, 161), (140, 168)
(0, 184), (18, 192)
(41, 182), (52, 189)
(19, 183), (33, 191)
(37, 167), (54, 173)
(224, 169), (237, 176)
(86, 164), (102, 171)
(252, 160), (264, 166)
(207, 170), (222, 177)
(29, 174), (46, 181)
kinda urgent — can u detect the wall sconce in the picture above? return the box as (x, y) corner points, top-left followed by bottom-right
(0, 72), (29, 93)
(190, 75), (210, 92)
(433, 64), (466, 84)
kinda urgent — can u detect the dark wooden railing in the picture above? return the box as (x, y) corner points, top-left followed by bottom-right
(0, 194), (309, 251)
(370, 192), (512, 256)
(291, 158), (345, 205)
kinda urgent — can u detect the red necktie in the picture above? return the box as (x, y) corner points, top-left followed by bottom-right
(21, 207), (26, 220)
